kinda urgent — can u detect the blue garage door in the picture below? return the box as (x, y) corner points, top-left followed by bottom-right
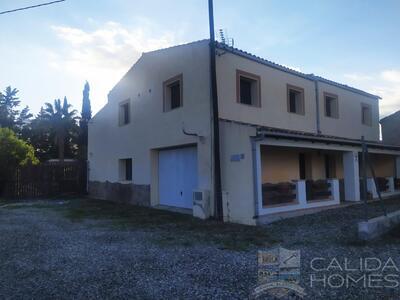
(158, 146), (198, 209)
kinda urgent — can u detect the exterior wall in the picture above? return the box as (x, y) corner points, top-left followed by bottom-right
(335, 153), (344, 179)
(216, 51), (380, 141)
(367, 154), (395, 177)
(261, 146), (300, 183)
(318, 81), (379, 141)
(310, 153), (325, 180)
(261, 146), (345, 184)
(219, 121), (257, 225)
(88, 40), (213, 207)
(88, 181), (150, 206)
(381, 111), (400, 145)
(216, 52), (317, 133)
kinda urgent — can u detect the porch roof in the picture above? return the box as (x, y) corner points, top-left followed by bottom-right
(220, 118), (400, 152)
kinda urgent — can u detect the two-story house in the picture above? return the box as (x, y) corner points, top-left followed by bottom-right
(88, 40), (400, 225)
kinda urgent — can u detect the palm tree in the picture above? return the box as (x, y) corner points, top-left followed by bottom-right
(43, 97), (78, 161)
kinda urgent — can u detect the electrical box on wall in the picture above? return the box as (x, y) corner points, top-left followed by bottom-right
(192, 190), (210, 219)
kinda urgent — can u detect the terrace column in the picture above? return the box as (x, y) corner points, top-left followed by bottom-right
(387, 177), (395, 193)
(343, 151), (360, 202)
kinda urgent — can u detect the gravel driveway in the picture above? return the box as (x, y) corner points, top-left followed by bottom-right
(0, 198), (400, 299)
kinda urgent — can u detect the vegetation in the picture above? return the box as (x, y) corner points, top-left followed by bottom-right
(0, 128), (38, 167)
(42, 97), (79, 160)
(0, 128), (39, 193)
(0, 83), (92, 162)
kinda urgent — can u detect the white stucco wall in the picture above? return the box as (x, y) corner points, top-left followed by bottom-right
(219, 121), (257, 225)
(88, 40), (213, 206)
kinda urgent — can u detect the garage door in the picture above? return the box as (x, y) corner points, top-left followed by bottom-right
(158, 146), (197, 209)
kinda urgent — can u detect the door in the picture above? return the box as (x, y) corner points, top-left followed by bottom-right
(158, 146), (197, 209)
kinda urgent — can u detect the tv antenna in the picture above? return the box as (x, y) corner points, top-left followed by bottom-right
(218, 29), (234, 47)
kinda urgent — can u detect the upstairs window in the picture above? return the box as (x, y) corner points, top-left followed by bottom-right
(119, 100), (130, 126)
(163, 74), (183, 111)
(119, 158), (132, 181)
(287, 85), (305, 115)
(236, 70), (261, 107)
(324, 93), (339, 118)
(361, 103), (372, 126)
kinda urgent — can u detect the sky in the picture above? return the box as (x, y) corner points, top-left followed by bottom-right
(0, 0), (399, 118)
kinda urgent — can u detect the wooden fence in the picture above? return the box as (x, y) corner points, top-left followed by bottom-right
(0, 161), (87, 199)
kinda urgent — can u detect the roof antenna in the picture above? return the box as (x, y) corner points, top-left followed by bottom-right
(218, 29), (234, 47)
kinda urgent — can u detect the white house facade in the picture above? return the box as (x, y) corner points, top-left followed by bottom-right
(88, 40), (400, 225)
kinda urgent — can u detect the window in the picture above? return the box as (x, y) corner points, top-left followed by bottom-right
(324, 93), (339, 118)
(236, 70), (261, 106)
(287, 85), (305, 115)
(163, 74), (183, 111)
(119, 158), (132, 181)
(361, 103), (372, 126)
(119, 100), (130, 126)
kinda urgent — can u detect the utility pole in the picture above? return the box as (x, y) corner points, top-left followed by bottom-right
(208, 0), (223, 221)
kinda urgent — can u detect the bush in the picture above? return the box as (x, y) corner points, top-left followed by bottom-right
(0, 127), (38, 169)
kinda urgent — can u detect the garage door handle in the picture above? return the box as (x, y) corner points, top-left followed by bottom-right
(180, 191), (183, 196)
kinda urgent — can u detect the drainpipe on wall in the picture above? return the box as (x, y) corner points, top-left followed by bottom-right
(208, 0), (223, 221)
(313, 77), (322, 134)
(251, 137), (260, 221)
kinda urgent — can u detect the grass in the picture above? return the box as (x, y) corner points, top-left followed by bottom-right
(4, 198), (278, 251)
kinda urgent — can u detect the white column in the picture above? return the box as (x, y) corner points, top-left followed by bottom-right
(367, 178), (378, 198)
(387, 177), (395, 193)
(343, 151), (360, 201)
(328, 179), (340, 203)
(296, 180), (307, 206)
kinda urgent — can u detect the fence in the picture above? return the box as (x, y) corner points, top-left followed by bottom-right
(0, 161), (87, 199)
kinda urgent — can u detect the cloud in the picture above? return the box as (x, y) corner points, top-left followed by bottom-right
(381, 70), (400, 83)
(341, 70), (400, 118)
(343, 73), (373, 81)
(49, 21), (178, 113)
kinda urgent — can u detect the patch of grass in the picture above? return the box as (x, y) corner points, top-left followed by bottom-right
(8, 198), (277, 251)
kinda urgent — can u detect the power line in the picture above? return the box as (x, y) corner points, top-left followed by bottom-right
(0, 0), (65, 15)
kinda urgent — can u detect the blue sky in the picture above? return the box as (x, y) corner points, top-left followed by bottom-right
(0, 0), (399, 117)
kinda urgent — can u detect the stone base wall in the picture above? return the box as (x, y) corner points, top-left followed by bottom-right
(88, 181), (150, 207)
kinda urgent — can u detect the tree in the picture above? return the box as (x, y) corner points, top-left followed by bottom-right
(28, 107), (58, 161)
(0, 86), (21, 129)
(79, 81), (92, 160)
(81, 81), (92, 121)
(43, 97), (79, 160)
(0, 86), (32, 134)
